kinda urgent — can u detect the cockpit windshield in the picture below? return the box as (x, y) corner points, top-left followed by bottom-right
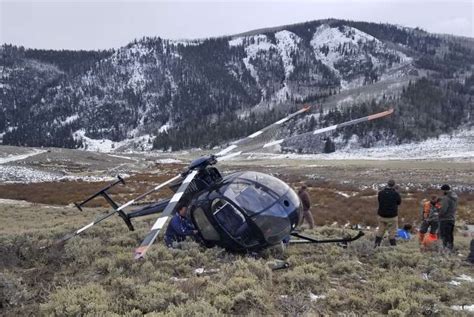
(218, 171), (297, 246)
(221, 172), (288, 216)
(239, 172), (290, 197)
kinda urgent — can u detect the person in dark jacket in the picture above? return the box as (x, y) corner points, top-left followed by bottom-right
(164, 205), (197, 247)
(438, 184), (458, 251)
(375, 179), (402, 247)
(298, 185), (314, 229)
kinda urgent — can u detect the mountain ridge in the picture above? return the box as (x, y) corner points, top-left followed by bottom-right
(1, 19), (472, 152)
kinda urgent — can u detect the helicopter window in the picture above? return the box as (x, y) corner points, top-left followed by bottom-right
(252, 203), (291, 245)
(212, 199), (248, 237)
(222, 182), (277, 216)
(239, 172), (290, 197)
(193, 207), (220, 241)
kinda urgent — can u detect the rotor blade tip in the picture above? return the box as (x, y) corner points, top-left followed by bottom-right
(134, 252), (144, 260)
(134, 246), (147, 259)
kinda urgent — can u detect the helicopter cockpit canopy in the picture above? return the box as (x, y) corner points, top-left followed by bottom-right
(217, 171), (301, 246)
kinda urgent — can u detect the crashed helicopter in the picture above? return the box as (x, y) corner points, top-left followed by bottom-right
(60, 106), (394, 259)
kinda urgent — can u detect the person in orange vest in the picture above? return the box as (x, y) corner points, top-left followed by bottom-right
(419, 195), (440, 245)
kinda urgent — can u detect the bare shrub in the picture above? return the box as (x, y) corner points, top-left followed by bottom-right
(158, 300), (221, 317)
(40, 284), (111, 316)
(280, 264), (328, 293)
(231, 289), (273, 315)
(176, 277), (209, 301)
(347, 237), (376, 258)
(373, 246), (424, 269)
(0, 272), (32, 309)
(210, 294), (233, 313)
(330, 260), (362, 275)
(276, 292), (312, 316)
(325, 288), (368, 312)
(110, 280), (188, 314)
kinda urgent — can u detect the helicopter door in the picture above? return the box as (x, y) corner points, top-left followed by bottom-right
(212, 199), (249, 238)
(193, 207), (220, 241)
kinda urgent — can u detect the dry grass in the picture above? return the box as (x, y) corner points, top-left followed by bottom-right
(0, 164), (473, 316)
(1, 198), (473, 316)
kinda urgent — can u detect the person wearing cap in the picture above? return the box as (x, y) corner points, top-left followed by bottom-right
(374, 179), (402, 247)
(438, 184), (458, 251)
(298, 185), (314, 229)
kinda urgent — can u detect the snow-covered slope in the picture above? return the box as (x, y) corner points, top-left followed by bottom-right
(252, 128), (474, 161)
(310, 24), (411, 89)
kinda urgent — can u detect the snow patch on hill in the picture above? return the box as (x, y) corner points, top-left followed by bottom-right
(230, 31), (305, 104)
(230, 34), (273, 91)
(0, 164), (117, 183)
(310, 24), (411, 90)
(73, 129), (154, 152)
(250, 128), (474, 161)
(0, 149), (47, 164)
(324, 129), (474, 160)
(275, 30), (301, 78)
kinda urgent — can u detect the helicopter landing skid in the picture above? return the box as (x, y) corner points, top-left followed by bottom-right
(289, 230), (364, 245)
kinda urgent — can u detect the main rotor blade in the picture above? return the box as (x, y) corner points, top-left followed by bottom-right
(215, 105), (311, 157)
(57, 174), (181, 242)
(58, 210), (117, 243)
(134, 170), (199, 259)
(262, 108), (394, 148)
(116, 175), (181, 212)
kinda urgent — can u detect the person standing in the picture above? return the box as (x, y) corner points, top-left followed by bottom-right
(419, 196), (441, 244)
(438, 184), (458, 252)
(298, 185), (314, 229)
(375, 179), (402, 247)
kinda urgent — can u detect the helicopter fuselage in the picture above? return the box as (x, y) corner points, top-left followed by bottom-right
(128, 168), (302, 252)
(185, 169), (302, 252)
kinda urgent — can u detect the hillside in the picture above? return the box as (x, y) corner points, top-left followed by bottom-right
(1, 19), (473, 152)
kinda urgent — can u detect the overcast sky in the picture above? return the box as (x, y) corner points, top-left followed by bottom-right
(1, 0), (472, 50)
